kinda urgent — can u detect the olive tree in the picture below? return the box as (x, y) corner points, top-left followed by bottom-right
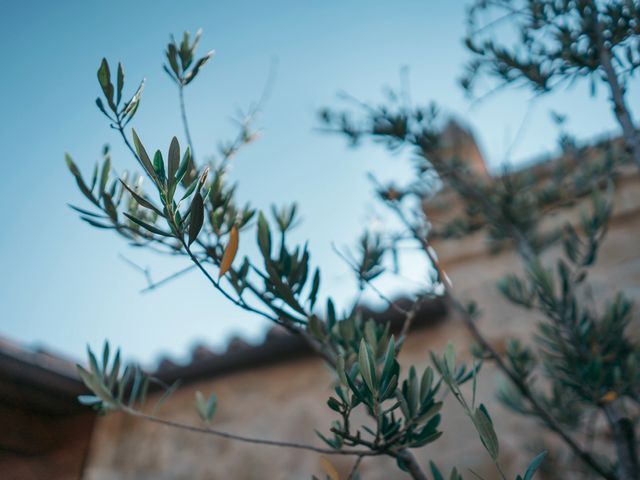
(64, 20), (638, 479)
(317, 2), (640, 478)
(461, 0), (640, 169)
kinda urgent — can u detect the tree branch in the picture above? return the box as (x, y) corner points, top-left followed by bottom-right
(591, 2), (640, 170)
(121, 407), (378, 457)
(386, 197), (617, 480)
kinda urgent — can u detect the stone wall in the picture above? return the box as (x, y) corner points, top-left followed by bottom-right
(82, 167), (640, 479)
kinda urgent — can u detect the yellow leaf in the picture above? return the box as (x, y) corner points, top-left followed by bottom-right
(219, 225), (239, 279)
(320, 456), (340, 480)
(600, 391), (617, 404)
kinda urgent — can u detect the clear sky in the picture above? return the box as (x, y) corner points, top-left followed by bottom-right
(1, 0), (637, 366)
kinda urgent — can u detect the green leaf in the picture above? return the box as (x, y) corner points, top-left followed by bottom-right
(358, 338), (376, 394)
(180, 176), (199, 202)
(131, 129), (158, 182)
(473, 403), (499, 461)
(167, 136), (180, 195)
(195, 391), (217, 423)
(128, 368), (143, 407)
(153, 150), (166, 184)
(107, 349), (121, 390)
(118, 179), (164, 216)
(175, 147), (191, 186)
(68, 204), (106, 218)
(408, 366), (419, 414)
(429, 462), (445, 480)
(123, 212), (172, 237)
(97, 58), (110, 94)
(444, 342), (456, 374)
(185, 51), (214, 85)
(77, 365), (97, 391)
(326, 299), (336, 328)
(90, 163), (98, 191)
(77, 364), (114, 406)
(336, 355), (348, 385)
(188, 192), (204, 246)
(523, 451), (546, 480)
(101, 341), (110, 376)
(378, 373), (397, 400)
(315, 430), (341, 450)
(307, 268), (321, 309)
(65, 154), (98, 206)
(420, 367), (434, 402)
(257, 212), (272, 259)
(327, 397), (341, 412)
(87, 346), (100, 376)
(264, 263), (307, 315)
(97, 58), (115, 109)
(80, 216), (114, 229)
(416, 401), (443, 424)
(117, 366), (132, 403)
(95, 98), (114, 120)
(179, 31), (191, 68)
(78, 395), (102, 406)
(381, 336), (396, 383)
(122, 79), (145, 118)
(139, 374), (150, 406)
(346, 369), (365, 403)
(396, 455), (410, 472)
(99, 156), (111, 196)
(64, 153), (80, 176)
(152, 379), (181, 415)
(166, 43), (181, 78)
(116, 62), (124, 105)
(307, 314), (325, 340)
(196, 166), (210, 191)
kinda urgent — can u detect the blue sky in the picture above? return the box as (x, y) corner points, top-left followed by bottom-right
(1, 0), (636, 365)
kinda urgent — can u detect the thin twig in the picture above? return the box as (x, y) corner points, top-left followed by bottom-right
(141, 264), (198, 293)
(591, 5), (640, 171)
(122, 407), (378, 457)
(178, 85), (196, 163)
(347, 455), (364, 480)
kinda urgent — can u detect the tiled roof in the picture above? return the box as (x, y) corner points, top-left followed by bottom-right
(0, 337), (86, 414)
(152, 296), (448, 387)
(0, 297), (448, 399)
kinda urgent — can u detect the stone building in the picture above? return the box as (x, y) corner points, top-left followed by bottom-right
(2, 127), (639, 479)
(0, 338), (95, 479)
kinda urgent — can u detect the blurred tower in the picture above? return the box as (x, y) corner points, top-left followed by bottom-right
(438, 119), (489, 178)
(423, 119), (488, 226)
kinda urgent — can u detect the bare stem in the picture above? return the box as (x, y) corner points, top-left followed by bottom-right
(122, 407), (377, 457)
(179, 85), (196, 163)
(113, 117), (143, 168)
(140, 264), (198, 293)
(347, 455), (364, 480)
